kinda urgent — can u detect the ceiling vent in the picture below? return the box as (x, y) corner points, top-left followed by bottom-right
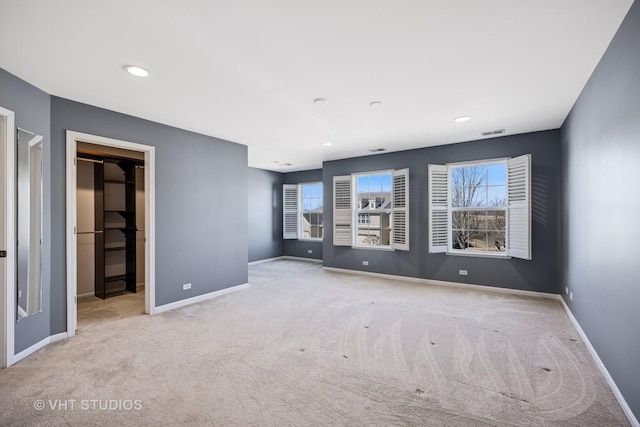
(482, 129), (505, 137)
(368, 148), (386, 153)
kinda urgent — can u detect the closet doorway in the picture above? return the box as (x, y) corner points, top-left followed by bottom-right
(66, 132), (155, 337)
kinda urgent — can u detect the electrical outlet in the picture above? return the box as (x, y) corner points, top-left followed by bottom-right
(569, 291), (573, 300)
(307, 249), (312, 254)
(363, 261), (369, 266)
(565, 286), (569, 295)
(182, 283), (191, 291)
(459, 270), (468, 276)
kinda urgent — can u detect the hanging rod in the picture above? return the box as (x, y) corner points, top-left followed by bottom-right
(135, 165), (145, 168)
(77, 157), (104, 164)
(77, 230), (104, 235)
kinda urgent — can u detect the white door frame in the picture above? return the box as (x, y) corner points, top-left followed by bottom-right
(66, 131), (156, 337)
(1, 106), (16, 367)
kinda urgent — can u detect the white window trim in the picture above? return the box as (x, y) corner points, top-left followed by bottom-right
(331, 169), (409, 251)
(299, 181), (323, 241)
(448, 158), (508, 258)
(352, 170), (394, 250)
(283, 182), (323, 241)
(429, 155), (531, 260)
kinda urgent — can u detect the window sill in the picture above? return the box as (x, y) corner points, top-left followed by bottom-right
(299, 238), (322, 242)
(446, 251), (511, 260)
(352, 245), (394, 252)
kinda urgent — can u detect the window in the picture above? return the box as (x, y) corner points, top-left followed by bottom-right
(301, 182), (323, 239)
(333, 169), (409, 251)
(429, 155), (531, 259)
(355, 172), (392, 247)
(283, 182), (323, 240)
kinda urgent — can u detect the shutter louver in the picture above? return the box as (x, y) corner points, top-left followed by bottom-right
(333, 175), (352, 246)
(283, 184), (299, 239)
(391, 168), (409, 251)
(428, 164), (448, 253)
(507, 154), (531, 260)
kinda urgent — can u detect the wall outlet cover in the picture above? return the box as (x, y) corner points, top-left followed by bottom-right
(182, 283), (191, 290)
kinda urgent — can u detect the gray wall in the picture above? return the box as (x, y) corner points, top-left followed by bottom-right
(0, 69), (52, 353)
(50, 97), (249, 323)
(323, 131), (562, 294)
(561, 0), (640, 419)
(283, 169), (323, 260)
(248, 167), (284, 262)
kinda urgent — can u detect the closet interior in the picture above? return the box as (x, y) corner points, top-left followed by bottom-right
(76, 144), (145, 299)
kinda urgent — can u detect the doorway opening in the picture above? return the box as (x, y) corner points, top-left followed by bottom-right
(76, 143), (145, 325)
(66, 131), (155, 337)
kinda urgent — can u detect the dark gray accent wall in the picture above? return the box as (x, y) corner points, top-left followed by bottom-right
(561, 1), (640, 420)
(0, 69), (52, 353)
(283, 169), (323, 260)
(50, 97), (248, 325)
(323, 131), (562, 294)
(248, 167), (284, 262)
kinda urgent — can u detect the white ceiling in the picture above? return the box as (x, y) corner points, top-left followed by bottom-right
(0, 0), (633, 172)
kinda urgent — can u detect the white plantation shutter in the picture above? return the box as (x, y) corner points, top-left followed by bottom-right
(283, 184), (299, 239)
(507, 154), (531, 260)
(391, 168), (409, 251)
(333, 175), (352, 246)
(428, 164), (448, 253)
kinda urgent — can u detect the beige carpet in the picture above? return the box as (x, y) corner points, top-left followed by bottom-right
(0, 259), (629, 426)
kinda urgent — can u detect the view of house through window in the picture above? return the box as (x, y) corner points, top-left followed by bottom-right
(301, 182), (323, 239)
(355, 172), (392, 247)
(450, 162), (507, 253)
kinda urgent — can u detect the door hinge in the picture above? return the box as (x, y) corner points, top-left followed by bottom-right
(0, 250), (7, 258)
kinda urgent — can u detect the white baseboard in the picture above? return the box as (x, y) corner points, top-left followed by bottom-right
(559, 298), (639, 427)
(248, 256), (285, 266)
(322, 266), (559, 300)
(11, 332), (68, 366)
(282, 256), (322, 264)
(154, 283), (249, 314)
(249, 256), (322, 266)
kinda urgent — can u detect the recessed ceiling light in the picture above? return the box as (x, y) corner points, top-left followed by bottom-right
(368, 148), (386, 153)
(313, 98), (327, 105)
(271, 160), (280, 163)
(454, 116), (471, 123)
(123, 65), (149, 77)
(369, 101), (383, 108)
(322, 142), (333, 146)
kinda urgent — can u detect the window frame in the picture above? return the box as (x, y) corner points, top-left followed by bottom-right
(352, 170), (394, 250)
(299, 181), (323, 241)
(428, 155), (531, 260)
(283, 181), (323, 241)
(332, 168), (409, 251)
(447, 158), (509, 257)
